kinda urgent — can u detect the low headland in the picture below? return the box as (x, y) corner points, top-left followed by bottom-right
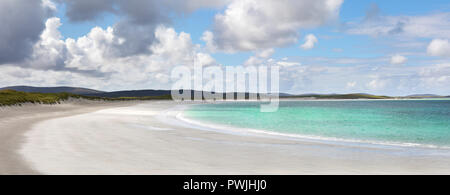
(1, 85), (448, 106)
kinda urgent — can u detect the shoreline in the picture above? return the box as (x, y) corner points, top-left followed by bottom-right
(15, 101), (450, 174)
(177, 104), (450, 150)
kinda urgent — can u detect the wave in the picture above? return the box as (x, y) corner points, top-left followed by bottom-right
(172, 104), (450, 150)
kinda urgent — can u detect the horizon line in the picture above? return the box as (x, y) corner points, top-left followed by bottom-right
(1, 85), (449, 97)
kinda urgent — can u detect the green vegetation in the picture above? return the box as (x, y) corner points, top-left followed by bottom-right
(0, 90), (78, 106)
(7, 89), (441, 106)
(0, 90), (172, 106)
(286, 93), (391, 99)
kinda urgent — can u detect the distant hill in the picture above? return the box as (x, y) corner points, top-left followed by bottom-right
(0, 86), (268, 99)
(5, 86), (447, 100)
(85, 90), (172, 98)
(278, 93), (294, 97)
(0, 86), (104, 95)
(86, 90), (269, 100)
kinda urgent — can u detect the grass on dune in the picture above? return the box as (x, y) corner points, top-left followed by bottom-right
(0, 90), (72, 106)
(0, 90), (173, 106)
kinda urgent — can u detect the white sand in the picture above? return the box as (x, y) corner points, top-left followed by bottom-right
(0, 100), (137, 174)
(16, 101), (450, 175)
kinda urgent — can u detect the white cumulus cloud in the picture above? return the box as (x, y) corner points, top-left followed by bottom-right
(427, 39), (450, 57)
(5, 17), (217, 91)
(390, 55), (407, 65)
(300, 34), (318, 50)
(205, 0), (343, 52)
(244, 48), (275, 66)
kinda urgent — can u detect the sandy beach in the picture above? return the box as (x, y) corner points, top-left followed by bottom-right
(0, 100), (137, 175)
(2, 100), (450, 175)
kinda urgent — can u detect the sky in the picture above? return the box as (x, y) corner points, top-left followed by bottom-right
(0, 0), (450, 95)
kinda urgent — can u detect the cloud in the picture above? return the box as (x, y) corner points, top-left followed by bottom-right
(346, 82), (357, 88)
(257, 48), (275, 59)
(42, 0), (57, 11)
(0, 0), (54, 64)
(56, 0), (230, 58)
(1, 1), (225, 90)
(2, 16), (216, 91)
(25, 18), (69, 71)
(0, 65), (107, 89)
(271, 56), (450, 95)
(277, 61), (301, 67)
(4, 18), (450, 96)
(300, 34), (318, 50)
(367, 79), (387, 90)
(427, 39), (450, 57)
(244, 49), (275, 66)
(290, 56), (387, 66)
(2, 0), (449, 96)
(390, 55), (407, 65)
(57, 0), (114, 22)
(5, 57), (449, 95)
(201, 31), (218, 52)
(419, 63), (450, 88)
(205, 0), (343, 52)
(344, 6), (450, 60)
(59, 0), (228, 23)
(165, 0), (231, 13)
(59, 0), (168, 24)
(346, 11), (450, 39)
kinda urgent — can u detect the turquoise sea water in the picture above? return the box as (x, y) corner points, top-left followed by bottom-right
(184, 100), (450, 148)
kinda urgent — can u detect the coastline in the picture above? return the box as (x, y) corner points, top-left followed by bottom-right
(14, 100), (450, 174)
(177, 104), (450, 150)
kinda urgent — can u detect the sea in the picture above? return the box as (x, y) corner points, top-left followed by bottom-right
(183, 100), (450, 149)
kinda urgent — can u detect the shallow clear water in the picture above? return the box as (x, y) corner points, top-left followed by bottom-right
(184, 100), (450, 148)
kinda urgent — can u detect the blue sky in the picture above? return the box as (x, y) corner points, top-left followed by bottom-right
(1, 0), (449, 95)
